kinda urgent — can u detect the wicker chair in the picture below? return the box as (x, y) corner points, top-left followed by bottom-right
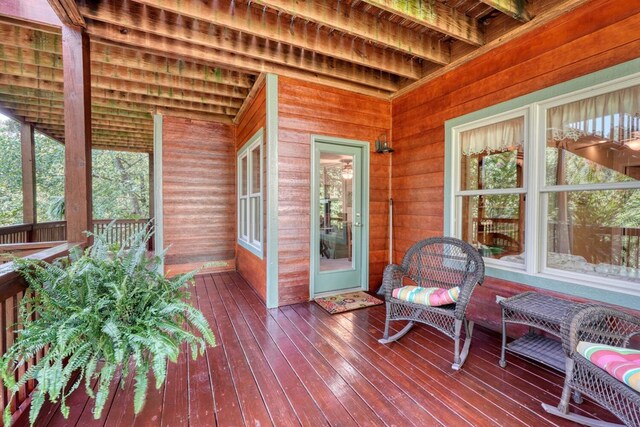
(378, 237), (485, 370)
(542, 304), (640, 427)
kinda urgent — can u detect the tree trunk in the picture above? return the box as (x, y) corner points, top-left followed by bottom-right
(113, 155), (142, 216)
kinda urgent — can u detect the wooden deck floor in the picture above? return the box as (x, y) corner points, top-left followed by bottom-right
(33, 272), (617, 426)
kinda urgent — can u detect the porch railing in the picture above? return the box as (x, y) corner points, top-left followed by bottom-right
(0, 219), (152, 255)
(0, 244), (71, 424)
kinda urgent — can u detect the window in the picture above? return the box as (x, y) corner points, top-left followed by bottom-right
(451, 77), (640, 295)
(456, 114), (527, 263)
(238, 129), (263, 256)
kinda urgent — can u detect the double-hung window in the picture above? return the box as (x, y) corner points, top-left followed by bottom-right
(451, 76), (640, 295)
(237, 129), (263, 256)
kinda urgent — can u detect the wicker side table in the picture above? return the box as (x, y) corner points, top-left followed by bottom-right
(499, 291), (579, 371)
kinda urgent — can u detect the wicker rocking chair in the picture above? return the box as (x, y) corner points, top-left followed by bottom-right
(378, 237), (485, 370)
(542, 304), (640, 427)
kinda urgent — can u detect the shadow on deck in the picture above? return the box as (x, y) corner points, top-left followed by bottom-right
(32, 272), (616, 426)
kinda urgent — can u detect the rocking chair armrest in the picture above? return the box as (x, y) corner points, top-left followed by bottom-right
(381, 264), (406, 300)
(561, 303), (640, 357)
(453, 277), (481, 320)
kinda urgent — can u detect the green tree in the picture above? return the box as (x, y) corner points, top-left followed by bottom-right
(0, 116), (150, 226)
(0, 119), (24, 226)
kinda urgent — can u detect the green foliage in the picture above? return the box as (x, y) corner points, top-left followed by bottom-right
(35, 134), (65, 223)
(0, 116), (150, 226)
(0, 225), (215, 426)
(92, 151), (149, 220)
(0, 120), (23, 226)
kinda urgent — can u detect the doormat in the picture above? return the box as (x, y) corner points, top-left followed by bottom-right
(314, 291), (383, 314)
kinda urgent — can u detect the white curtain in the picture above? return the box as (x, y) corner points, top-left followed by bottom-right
(548, 85), (640, 142)
(461, 117), (524, 155)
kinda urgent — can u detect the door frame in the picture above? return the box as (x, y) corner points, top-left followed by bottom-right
(309, 135), (370, 298)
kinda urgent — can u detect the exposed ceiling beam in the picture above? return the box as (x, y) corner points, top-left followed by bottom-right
(86, 19), (400, 93)
(361, 0), (484, 46)
(0, 24), (256, 89)
(0, 83), (241, 119)
(88, 25), (396, 97)
(0, 105), (63, 144)
(0, 74), (243, 110)
(479, 0), (532, 22)
(46, 0), (86, 27)
(0, 59), (249, 100)
(244, 0), (447, 61)
(0, 43), (254, 91)
(81, 0), (428, 79)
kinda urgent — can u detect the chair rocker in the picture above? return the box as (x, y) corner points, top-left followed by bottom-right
(542, 304), (640, 427)
(378, 237), (485, 370)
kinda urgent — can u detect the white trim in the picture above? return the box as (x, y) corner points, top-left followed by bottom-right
(237, 128), (264, 258)
(265, 74), (279, 308)
(153, 114), (164, 270)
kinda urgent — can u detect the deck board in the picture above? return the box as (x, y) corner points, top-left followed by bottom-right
(38, 272), (617, 426)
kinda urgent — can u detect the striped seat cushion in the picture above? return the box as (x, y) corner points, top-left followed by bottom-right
(392, 285), (460, 307)
(576, 341), (640, 393)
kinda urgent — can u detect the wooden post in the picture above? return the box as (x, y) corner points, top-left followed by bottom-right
(20, 123), (36, 230)
(62, 25), (92, 243)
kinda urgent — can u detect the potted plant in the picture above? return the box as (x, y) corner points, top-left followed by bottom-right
(0, 225), (216, 426)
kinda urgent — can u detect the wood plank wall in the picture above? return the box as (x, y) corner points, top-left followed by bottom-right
(162, 116), (236, 275)
(235, 83), (267, 301)
(391, 0), (640, 331)
(278, 77), (391, 305)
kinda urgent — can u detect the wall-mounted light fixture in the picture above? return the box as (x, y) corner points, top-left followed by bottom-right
(375, 133), (393, 153)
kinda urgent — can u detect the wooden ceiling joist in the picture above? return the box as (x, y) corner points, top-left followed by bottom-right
(79, 0), (427, 79)
(86, 20), (400, 94)
(245, 0), (449, 61)
(0, 59), (250, 100)
(0, 85), (239, 119)
(479, 0), (532, 22)
(361, 0), (484, 46)
(0, 61), (248, 104)
(0, 73), (243, 112)
(46, 0), (86, 27)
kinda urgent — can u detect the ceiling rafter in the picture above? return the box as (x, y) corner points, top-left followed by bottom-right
(0, 59), (249, 100)
(360, 0), (484, 46)
(87, 22), (396, 96)
(46, 0), (86, 27)
(0, 73), (243, 110)
(228, 0), (448, 62)
(83, 15), (401, 92)
(79, 0), (428, 79)
(479, 0), (532, 22)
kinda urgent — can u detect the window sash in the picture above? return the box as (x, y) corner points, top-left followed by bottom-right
(451, 76), (640, 294)
(237, 131), (263, 255)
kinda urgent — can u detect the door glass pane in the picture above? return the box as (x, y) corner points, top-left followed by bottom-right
(319, 152), (354, 272)
(460, 116), (525, 191)
(547, 190), (640, 283)
(461, 194), (525, 262)
(546, 85), (640, 186)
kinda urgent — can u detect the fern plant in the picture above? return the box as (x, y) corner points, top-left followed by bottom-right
(0, 224), (216, 426)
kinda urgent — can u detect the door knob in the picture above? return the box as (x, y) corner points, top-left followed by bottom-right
(353, 222), (362, 227)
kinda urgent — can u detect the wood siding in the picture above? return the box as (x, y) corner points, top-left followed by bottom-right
(391, 0), (640, 330)
(235, 83), (267, 301)
(278, 77), (391, 305)
(162, 116), (236, 273)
